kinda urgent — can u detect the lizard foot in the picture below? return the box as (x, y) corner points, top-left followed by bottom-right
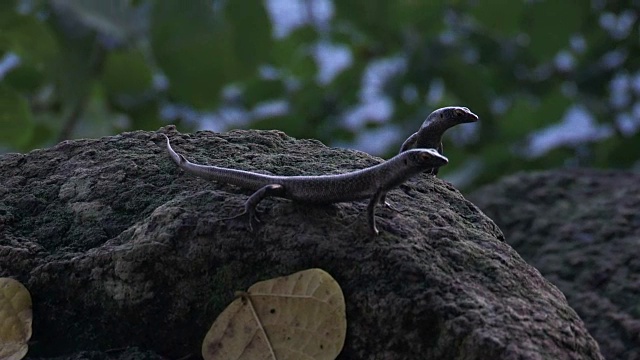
(345, 217), (379, 237)
(369, 224), (380, 237)
(221, 209), (262, 232)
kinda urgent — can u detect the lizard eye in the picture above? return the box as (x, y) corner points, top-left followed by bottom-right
(454, 109), (464, 116)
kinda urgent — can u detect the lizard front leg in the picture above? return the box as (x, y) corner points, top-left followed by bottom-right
(367, 190), (385, 236)
(429, 143), (444, 175)
(225, 184), (285, 232)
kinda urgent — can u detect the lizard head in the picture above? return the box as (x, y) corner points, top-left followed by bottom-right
(407, 148), (449, 169)
(425, 106), (479, 126)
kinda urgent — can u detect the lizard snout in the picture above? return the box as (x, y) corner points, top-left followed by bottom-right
(416, 149), (448, 168)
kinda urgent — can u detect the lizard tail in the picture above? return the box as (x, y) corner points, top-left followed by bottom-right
(162, 134), (187, 165)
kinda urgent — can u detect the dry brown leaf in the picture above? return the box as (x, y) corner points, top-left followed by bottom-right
(0, 277), (32, 360)
(202, 268), (346, 360)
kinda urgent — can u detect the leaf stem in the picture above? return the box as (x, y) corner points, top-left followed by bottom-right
(242, 292), (277, 359)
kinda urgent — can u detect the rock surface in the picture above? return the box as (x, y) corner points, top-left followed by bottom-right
(471, 169), (640, 360)
(0, 127), (603, 359)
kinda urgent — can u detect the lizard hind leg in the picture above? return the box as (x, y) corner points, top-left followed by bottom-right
(222, 184), (285, 232)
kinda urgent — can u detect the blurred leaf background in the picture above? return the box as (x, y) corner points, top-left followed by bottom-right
(0, 0), (638, 189)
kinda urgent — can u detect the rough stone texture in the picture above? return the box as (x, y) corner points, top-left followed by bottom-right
(0, 127), (603, 359)
(471, 170), (640, 360)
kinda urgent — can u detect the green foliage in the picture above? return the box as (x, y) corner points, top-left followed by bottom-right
(525, 2), (588, 60)
(151, 0), (272, 108)
(473, 0), (523, 35)
(0, 0), (638, 189)
(0, 84), (33, 149)
(102, 50), (152, 96)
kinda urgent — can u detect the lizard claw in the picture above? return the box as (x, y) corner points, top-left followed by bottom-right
(378, 193), (403, 213)
(383, 201), (403, 213)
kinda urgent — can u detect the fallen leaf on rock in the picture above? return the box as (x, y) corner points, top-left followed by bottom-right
(202, 268), (346, 360)
(0, 278), (32, 360)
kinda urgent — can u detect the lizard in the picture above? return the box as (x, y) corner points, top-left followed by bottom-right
(162, 134), (448, 235)
(399, 106), (478, 176)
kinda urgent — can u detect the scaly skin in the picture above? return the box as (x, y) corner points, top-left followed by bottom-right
(162, 134), (448, 235)
(400, 106), (478, 175)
